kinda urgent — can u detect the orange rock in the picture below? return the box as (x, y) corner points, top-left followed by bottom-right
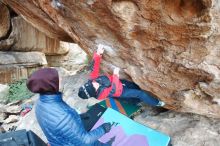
(3, 0), (220, 118)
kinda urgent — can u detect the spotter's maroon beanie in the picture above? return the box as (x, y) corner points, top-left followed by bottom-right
(27, 68), (59, 94)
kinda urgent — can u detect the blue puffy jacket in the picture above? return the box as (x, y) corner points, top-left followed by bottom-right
(35, 93), (106, 146)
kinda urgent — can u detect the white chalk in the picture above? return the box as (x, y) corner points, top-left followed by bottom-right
(51, 0), (63, 9)
(97, 43), (116, 55)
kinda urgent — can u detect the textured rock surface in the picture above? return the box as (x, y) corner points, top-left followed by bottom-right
(135, 107), (220, 146)
(4, 115), (19, 124)
(0, 52), (47, 83)
(2, 1), (71, 41)
(0, 2), (10, 39)
(47, 43), (87, 73)
(0, 51), (47, 65)
(0, 39), (15, 50)
(3, 0), (220, 118)
(0, 16), (69, 55)
(0, 66), (42, 84)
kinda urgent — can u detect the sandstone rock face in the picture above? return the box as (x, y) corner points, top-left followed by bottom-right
(0, 3), (10, 39)
(3, 0), (220, 118)
(47, 43), (87, 73)
(0, 15), (71, 83)
(4, 115), (19, 124)
(0, 52), (47, 83)
(2, 1), (71, 41)
(0, 51), (47, 66)
(0, 39), (15, 50)
(0, 16), (69, 55)
(0, 66), (42, 84)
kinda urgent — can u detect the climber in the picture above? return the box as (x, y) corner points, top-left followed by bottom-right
(78, 45), (165, 107)
(26, 68), (114, 146)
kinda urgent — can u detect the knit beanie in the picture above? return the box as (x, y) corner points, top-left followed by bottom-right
(26, 68), (59, 94)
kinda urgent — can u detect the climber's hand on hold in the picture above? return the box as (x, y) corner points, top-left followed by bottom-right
(113, 67), (120, 77)
(97, 44), (104, 55)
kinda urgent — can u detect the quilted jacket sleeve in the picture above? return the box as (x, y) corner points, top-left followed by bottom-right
(60, 106), (105, 145)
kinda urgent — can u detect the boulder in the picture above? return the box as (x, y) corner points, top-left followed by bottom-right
(4, 115), (19, 124)
(0, 65), (40, 84)
(0, 51), (47, 65)
(47, 43), (87, 73)
(2, 1), (71, 41)
(5, 105), (21, 114)
(0, 38), (15, 50)
(0, 2), (10, 38)
(134, 109), (220, 146)
(0, 16), (69, 55)
(3, 0), (220, 118)
(0, 52), (47, 83)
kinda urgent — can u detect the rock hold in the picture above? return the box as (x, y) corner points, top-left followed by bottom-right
(4, 115), (19, 124)
(5, 105), (21, 114)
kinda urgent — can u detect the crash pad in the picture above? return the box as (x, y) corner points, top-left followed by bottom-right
(91, 108), (171, 146)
